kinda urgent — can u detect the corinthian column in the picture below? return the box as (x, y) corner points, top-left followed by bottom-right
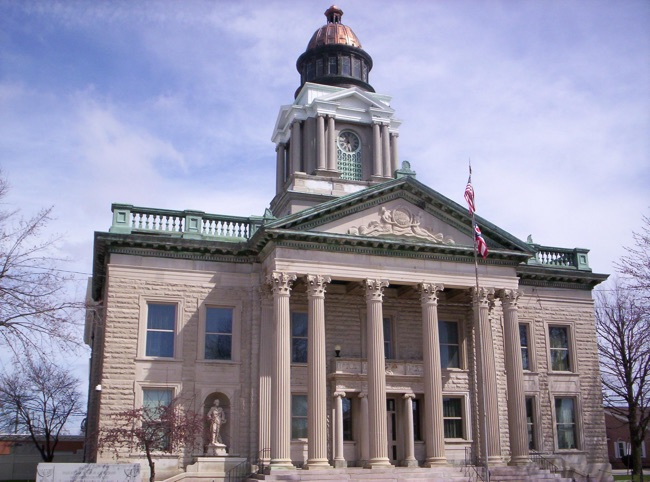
(418, 282), (447, 467)
(473, 287), (502, 464)
(258, 285), (273, 466)
(304, 275), (332, 470)
(499, 289), (529, 466)
(267, 271), (297, 470)
(364, 279), (392, 468)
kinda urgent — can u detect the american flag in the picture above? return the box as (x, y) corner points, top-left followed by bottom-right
(474, 223), (489, 258)
(464, 171), (475, 215)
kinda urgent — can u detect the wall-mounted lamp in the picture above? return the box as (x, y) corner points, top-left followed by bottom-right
(335, 345), (341, 358)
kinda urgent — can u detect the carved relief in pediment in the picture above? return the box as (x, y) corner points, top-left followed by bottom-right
(347, 206), (455, 245)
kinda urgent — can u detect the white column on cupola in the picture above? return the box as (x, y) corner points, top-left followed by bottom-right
(390, 133), (399, 177)
(364, 279), (392, 468)
(316, 115), (326, 172)
(372, 122), (382, 178)
(275, 143), (286, 194)
(418, 282), (447, 467)
(499, 289), (529, 466)
(304, 274), (332, 470)
(290, 121), (302, 174)
(381, 124), (391, 179)
(327, 116), (337, 172)
(267, 271), (297, 471)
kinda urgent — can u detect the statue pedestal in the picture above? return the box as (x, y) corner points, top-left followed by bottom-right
(206, 443), (228, 456)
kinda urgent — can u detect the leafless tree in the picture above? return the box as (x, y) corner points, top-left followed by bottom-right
(98, 398), (206, 482)
(0, 169), (81, 353)
(597, 214), (650, 480)
(0, 356), (84, 462)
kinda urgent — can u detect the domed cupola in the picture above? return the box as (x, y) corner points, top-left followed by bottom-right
(295, 5), (374, 97)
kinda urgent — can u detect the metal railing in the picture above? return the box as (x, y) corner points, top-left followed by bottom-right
(225, 448), (270, 482)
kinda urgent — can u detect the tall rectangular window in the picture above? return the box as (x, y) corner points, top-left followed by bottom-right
(413, 398), (422, 441)
(520, 324), (530, 370)
(555, 397), (577, 449)
(328, 56), (338, 75)
(291, 312), (308, 363)
(205, 307), (233, 360)
(146, 304), (176, 357)
(439, 321), (460, 368)
(383, 317), (393, 359)
(549, 326), (571, 371)
(291, 395), (308, 439)
(526, 397), (537, 450)
(142, 388), (173, 451)
(341, 56), (351, 76)
(443, 397), (464, 439)
(342, 397), (353, 441)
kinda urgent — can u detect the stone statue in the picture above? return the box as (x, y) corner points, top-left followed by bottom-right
(208, 400), (227, 445)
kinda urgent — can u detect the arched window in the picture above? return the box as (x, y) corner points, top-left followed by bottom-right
(336, 130), (362, 181)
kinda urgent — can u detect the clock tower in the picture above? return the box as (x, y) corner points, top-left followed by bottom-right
(270, 5), (402, 217)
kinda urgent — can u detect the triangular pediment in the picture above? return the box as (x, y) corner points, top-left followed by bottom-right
(264, 177), (534, 259)
(315, 87), (393, 112)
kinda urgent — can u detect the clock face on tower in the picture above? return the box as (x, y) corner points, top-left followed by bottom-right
(337, 131), (361, 153)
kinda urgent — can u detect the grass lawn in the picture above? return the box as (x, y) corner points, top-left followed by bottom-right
(613, 475), (649, 481)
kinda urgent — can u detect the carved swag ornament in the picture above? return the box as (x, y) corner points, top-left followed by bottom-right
(347, 206), (455, 244)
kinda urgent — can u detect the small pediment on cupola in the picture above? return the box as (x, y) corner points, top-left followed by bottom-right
(312, 199), (472, 246)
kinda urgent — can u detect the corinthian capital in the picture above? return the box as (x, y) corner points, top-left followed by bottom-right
(418, 283), (444, 305)
(498, 289), (522, 308)
(364, 279), (389, 302)
(306, 274), (331, 298)
(471, 286), (495, 307)
(266, 271), (297, 295)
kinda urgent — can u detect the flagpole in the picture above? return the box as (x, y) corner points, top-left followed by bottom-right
(466, 161), (490, 482)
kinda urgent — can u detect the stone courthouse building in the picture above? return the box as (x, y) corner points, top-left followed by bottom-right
(85, 6), (613, 482)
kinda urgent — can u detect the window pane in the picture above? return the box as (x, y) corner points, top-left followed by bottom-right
(292, 338), (308, 363)
(292, 313), (308, 336)
(343, 398), (353, 441)
(555, 398), (577, 449)
(143, 389), (172, 410)
(341, 56), (351, 76)
(440, 322), (460, 368)
(443, 397), (464, 439)
(526, 397), (536, 450)
(206, 308), (233, 334)
(291, 395), (308, 439)
(549, 327), (568, 348)
(352, 57), (361, 78)
(551, 350), (570, 371)
(147, 304), (175, 330)
(315, 58), (323, 77)
(443, 397), (461, 417)
(291, 313), (308, 363)
(205, 334), (232, 360)
(328, 56), (338, 75)
(383, 318), (392, 359)
(439, 321), (459, 344)
(146, 331), (174, 357)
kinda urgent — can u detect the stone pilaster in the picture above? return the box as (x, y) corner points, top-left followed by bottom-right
(499, 289), (529, 466)
(473, 287), (502, 464)
(402, 394), (418, 467)
(358, 392), (369, 466)
(327, 116), (337, 171)
(267, 271), (297, 470)
(418, 282), (447, 467)
(381, 124), (391, 179)
(372, 122), (382, 178)
(333, 391), (347, 468)
(364, 279), (392, 468)
(304, 275), (332, 470)
(258, 285), (273, 465)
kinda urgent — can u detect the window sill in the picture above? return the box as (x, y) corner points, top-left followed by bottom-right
(136, 357), (183, 363)
(196, 359), (241, 365)
(444, 438), (473, 444)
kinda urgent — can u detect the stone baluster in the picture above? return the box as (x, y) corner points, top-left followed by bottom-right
(364, 279), (392, 468)
(499, 289), (529, 465)
(473, 287), (502, 464)
(418, 282), (447, 466)
(333, 391), (347, 468)
(267, 271), (297, 470)
(402, 394), (418, 467)
(304, 275), (332, 470)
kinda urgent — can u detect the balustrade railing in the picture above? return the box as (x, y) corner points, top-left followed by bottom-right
(527, 244), (591, 270)
(109, 204), (263, 240)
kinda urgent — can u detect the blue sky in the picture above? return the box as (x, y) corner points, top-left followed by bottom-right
(1, 0), (649, 428)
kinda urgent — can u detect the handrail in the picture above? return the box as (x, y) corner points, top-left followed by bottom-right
(225, 447), (270, 482)
(463, 446), (486, 482)
(530, 451), (561, 474)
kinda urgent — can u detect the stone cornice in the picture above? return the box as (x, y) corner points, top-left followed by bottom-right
(516, 264), (609, 290)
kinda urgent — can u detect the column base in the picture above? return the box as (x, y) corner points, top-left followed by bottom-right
(424, 457), (447, 467)
(333, 459), (347, 468)
(401, 458), (419, 468)
(315, 169), (341, 178)
(364, 458), (393, 469)
(265, 460), (295, 473)
(508, 455), (530, 466)
(303, 459), (332, 470)
(488, 455), (505, 465)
